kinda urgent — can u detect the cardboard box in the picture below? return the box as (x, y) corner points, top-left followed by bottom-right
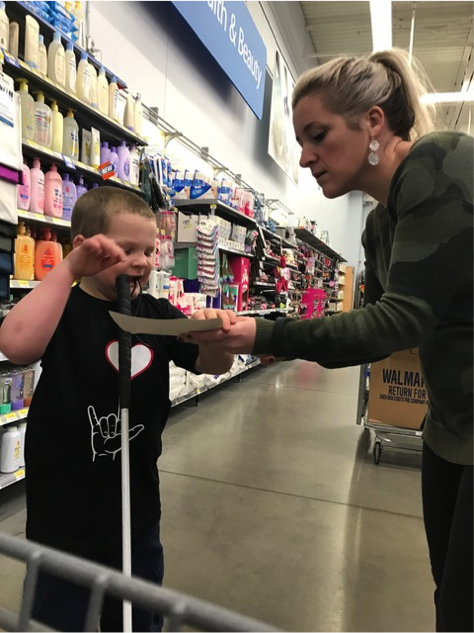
(368, 349), (428, 429)
(176, 212), (199, 243)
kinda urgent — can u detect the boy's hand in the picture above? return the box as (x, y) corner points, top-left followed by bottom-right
(64, 235), (127, 279)
(190, 308), (237, 333)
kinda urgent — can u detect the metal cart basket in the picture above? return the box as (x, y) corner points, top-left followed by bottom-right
(0, 531), (278, 633)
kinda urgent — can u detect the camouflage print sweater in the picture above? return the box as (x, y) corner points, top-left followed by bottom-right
(254, 131), (473, 465)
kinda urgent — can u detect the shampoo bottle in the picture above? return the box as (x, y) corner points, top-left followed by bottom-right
(0, 1), (9, 52)
(51, 232), (63, 261)
(34, 92), (52, 148)
(117, 141), (131, 182)
(47, 32), (66, 87)
(76, 52), (91, 103)
(124, 93), (135, 131)
(109, 75), (120, 122)
(17, 160), (31, 211)
(100, 141), (110, 165)
(35, 228), (58, 280)
(14, 221), (35, 280)
(0, 426), (21, 474)
(44, 164), (63, 218)
(24, 15), (39, 69)
(89, 61), (98, 109)
(109, 146), (119, 174)
(65, 42), (76, 94)
(50, 99), (63, 153)
(16, 79), (35, 141)
(75, 175), (87, 198)
(37, 34), (47, 76)
(134, 93), (143, 137)
(62, 109), (79, 159)
(18, 422), (27, 468)
(29, 158), (45, 213)
(9, 21), (19, 57)
(97, 66), (108, 116)
(130, 144), (140, 186)
(61, 173), (77, 221)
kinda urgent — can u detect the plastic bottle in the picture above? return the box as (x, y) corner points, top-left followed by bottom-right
(44, 165), (63, 218)
(0, 374), (12, 414)
(23, 367), (35, 407)
(16, 79), (35, 141)
(100, 141), (110, 165)
(18, 422), (27, 468)
(75, 175), (87, 199)
(65, 42), (76, 95)
(130, 144), (140, 186)
(29, 158), (45, 214)
(24, 15), (40, 69)
(10, 370), (24, 410)
(47, 32), (66, 87)
(37, 34), (47, 76)
(109, 75), (120, 122)
(61, 173), (77, 221)
(17, 160), (31, 210)
(62, 109), (79, 159)
(76, 52), (91, 103)
(50, 99), (63, 153)
(14, 221), (35, 280)
(9, 21), (19, 57)
(89, 61), (98, 109)
(35, 228), (58, 280)
(0, 426), (21, 473)
(134, 93), (143, 137)
(108, 146), (118, 175)
(97, 66), (109, 116)
(124, 93), (135, 131)
(51, 231), (63, 261)
(34, 92), (52, 148)
(0, 1), (9, 52)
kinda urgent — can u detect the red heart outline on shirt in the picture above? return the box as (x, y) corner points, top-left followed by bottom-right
(105, 341), (154, 379)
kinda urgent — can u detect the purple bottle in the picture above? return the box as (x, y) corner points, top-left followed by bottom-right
(100, 141), (110, 166)
(109, 146), (119, 174)
(76, 176), (88, 199)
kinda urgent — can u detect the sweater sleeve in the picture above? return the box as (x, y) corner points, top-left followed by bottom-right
(254, 137), (473, 364)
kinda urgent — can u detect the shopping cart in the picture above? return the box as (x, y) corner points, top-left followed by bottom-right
(0, 531), (278, 632)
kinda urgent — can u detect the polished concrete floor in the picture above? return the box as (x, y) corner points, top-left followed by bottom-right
(0, 361), (435, 632)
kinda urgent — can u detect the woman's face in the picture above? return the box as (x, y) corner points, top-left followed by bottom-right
(293, 93), (371, 199)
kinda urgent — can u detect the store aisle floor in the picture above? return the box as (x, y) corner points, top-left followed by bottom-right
(0, 361), (434, 632)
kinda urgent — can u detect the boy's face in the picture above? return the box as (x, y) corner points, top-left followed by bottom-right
(82, 212), (157, 301)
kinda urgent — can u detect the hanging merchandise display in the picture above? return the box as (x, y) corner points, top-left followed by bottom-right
(197, 219), (220, 298)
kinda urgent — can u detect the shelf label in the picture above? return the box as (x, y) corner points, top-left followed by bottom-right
(62, 155), (76, 170)
(16, 280), (32, 288)
(15, 469), (25, 480)
(99, 162), (115, 180)
(4, 412), (17, 423)
(2, 50), (19, 68)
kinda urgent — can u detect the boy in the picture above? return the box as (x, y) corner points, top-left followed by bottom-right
(0, 188), (235, 632)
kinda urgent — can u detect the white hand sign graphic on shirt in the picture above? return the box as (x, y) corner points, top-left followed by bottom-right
(88, 405), (144, 461)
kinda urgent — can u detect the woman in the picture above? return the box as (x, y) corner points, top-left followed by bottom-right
(187, 49), (473, 632)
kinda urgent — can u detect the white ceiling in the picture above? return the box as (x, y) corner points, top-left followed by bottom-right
(298, 1), (474, 133)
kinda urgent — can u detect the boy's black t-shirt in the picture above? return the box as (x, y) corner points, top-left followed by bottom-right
(25, 285), (199, 557)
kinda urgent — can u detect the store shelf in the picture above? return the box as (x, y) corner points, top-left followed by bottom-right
(10, 280), (40, 290)
(18, 209), (71, 229)
(174, 200), (257, 227)
(294, 228), (346, 262)
(262, 255), (280, 265)
(2, 51), (146, 147)
(0, 408), (28, 428)
(22, 140), (143, 194)
(251, 282), (276, 288)
(217, 240), (251, 257)
(0, 353), (9, 362)
(0, 468), (25, 491)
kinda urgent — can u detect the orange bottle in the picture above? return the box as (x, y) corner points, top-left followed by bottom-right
(35, 228), (59, 280)
(14, 221), (35, 280)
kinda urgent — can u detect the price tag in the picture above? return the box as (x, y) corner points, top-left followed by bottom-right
(62, 155), (76, 169)
(15, 469), (25, 480)
(2, 50), (19, 68)
(27, 140), (40, 149)
(4, 412), (17, 422)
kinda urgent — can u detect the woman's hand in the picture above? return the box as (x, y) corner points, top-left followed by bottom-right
(181, 316), (257, 354)
(190, 308), (237, 332)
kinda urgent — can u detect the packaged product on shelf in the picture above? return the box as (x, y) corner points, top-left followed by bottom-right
(217, 179), (234, 205)
(76, 52), (91, 103)
(50, 99), (63, 153)
(44, 164), (63, 218)
(16, 79), (35, 141)
(81, 128), (91, 165)
(14, 221), (35, 281)
(97, 66), (109, 116)
(23, 367), (35, 407)
(25, 15), (40, 69)
(18, 422), (27, 468)
(100, 141), (110, 166)
(134, 93), (143, 137)
(29, 158), (45, 214)
(109, 146), (119, 174)
(10, 370), (24, 411)
(130, 144), (140, 186)
(0, 425), (21, 474)
(35, 227), (59, 280)
(0, 373), (12, 414)
(90, 128), (101, 169)
(51, 231), (63, 260)
(108, 75), (120, 122)
(61, 173), (76, 221)
(37, 34), (47, 76)
(64, 41), (77, 95)
(0, 1), (8, 50)
(17, 161), (31, 211)
(9, 22), (19, 57)
(62, 109), (79, 159)
(88, 60), (98, 109)
(116, 141), (131, 181)
(190, 171), (213, 200)
(47, 31), (66, 87)
(34, 92), (53, 148)
(75, 175), (87, 198)
(124, 92), (135, 131)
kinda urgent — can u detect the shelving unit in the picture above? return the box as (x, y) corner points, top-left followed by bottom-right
(174, 199), (257, 228)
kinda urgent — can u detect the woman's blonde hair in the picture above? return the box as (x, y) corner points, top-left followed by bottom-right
(292, 48), (436, 140)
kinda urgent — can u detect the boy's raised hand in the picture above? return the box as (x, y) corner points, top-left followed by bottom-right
(64, 235), (127, 279)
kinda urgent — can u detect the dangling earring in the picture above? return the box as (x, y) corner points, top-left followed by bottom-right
(368, 139), (379, 166)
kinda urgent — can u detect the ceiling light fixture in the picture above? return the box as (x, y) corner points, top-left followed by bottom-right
(421, 92), (474, 104)
(370, 0), (392, 52)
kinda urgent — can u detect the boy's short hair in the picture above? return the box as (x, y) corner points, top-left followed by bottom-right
(71, 187), (156, 240)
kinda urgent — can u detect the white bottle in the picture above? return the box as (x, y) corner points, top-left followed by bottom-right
(18, 422), (26, 468)
(0, 1), (9, 52)
(76, 52), (91, 103)
(48, 32), (66, 87)
(16, 79), (35, 141)
(25, 15), (39, 69)
(134, 93), (143, 137)
(62, 108), (79, 159)
(65, 42), (76, 95)
(97, 66), (108, 116)
(130, 144), (140, 186)
(109, 75), (120, 122)
(0, 425), (21, 474)
(50, 99), (63, 153)
(89, 61), (98, 109)
(124, 92), (135, 131)
(9, 21), (19, 57)
(34, 92), (52, 148)
(37, 34), (47, 76)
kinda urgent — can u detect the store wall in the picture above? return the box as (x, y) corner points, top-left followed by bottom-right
(87, 1), (364, 265)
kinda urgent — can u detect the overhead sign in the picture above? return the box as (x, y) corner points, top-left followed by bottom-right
(171, 1), (267, 119)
